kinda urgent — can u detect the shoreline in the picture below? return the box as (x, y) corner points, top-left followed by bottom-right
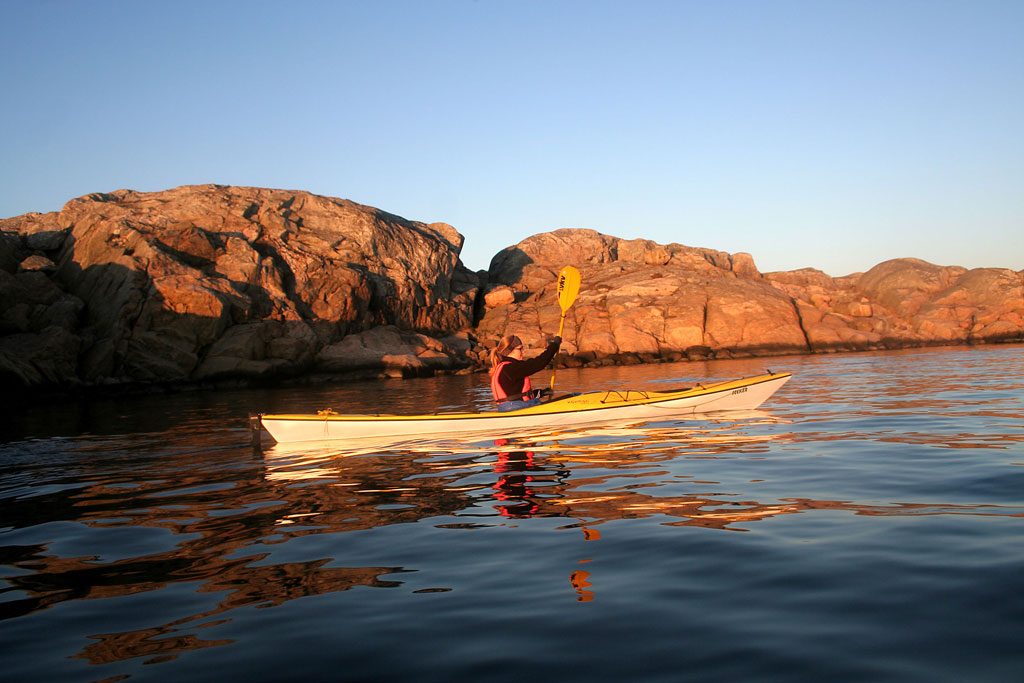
(3, 186), (1021, 401)
(5, 339), (1020, 409)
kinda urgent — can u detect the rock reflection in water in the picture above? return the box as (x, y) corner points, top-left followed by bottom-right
(0, 437), (419, 667)
(4, 345), (1023, 676)
(261, 413), (1024, 535)
(3, 345), (1023, 681)
(72, 561), (408, 666)
(260, 414), (1024, 609)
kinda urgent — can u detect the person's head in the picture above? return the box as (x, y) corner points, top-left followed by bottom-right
(491, 335), (524, 367)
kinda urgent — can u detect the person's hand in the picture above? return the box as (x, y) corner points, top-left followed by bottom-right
(549, 336), (562, 347)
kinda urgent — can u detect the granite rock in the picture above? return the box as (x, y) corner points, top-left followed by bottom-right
(0, 185), (480, 390)
(2, 190), (1021, 394)
(477, 229), (1024, 364)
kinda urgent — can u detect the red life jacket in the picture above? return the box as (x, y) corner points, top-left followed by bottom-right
(490, 361), (532, 403)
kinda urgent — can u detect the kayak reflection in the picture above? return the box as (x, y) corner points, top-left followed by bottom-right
(258, 412), (1024, 538)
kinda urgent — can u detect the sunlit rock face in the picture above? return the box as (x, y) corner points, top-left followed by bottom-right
(2, 189), (1021, 394)
(0, 185), (480, 389)
(475, 229), (1024, 365)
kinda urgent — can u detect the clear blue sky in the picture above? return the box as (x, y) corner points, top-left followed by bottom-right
(2, 0), (1022, 276)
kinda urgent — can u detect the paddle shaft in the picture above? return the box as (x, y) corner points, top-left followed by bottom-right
(550, 315), (567, 389)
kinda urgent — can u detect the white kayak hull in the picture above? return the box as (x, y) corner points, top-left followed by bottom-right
(259, 372), (790, 444)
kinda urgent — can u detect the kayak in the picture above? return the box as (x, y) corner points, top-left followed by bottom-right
(260, 372), (791, 444)
(258, 372), (791, 444)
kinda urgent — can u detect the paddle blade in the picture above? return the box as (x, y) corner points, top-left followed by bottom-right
(556, 266), (581, 313)
(550, 266), (579, 391)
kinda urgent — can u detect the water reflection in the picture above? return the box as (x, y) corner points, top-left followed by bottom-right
(259, 414), (1024, 538)
(72, 561), (410, 666)
(5, 410), (1023, 660)
(258, 414), (1024, 610)
(570, 569), (595, 602)
(2, 345), (1023, 674)
(492, 442), (566, 518)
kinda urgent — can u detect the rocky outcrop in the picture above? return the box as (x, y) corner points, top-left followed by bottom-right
(474, 229), (1024, 365)
(2, 188), (1021, 395)
(0, 185), (481, 391)
(766, 259), (1024, 351)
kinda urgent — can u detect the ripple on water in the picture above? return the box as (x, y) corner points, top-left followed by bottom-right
(1, 345), (1023, 681)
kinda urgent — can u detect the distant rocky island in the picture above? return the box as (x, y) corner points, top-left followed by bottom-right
(2, 184), (1021, 396)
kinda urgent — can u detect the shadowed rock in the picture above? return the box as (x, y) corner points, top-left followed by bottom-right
(0, 185), (480, 390)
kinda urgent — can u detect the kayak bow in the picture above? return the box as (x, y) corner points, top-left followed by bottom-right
(258, 372), (791, 444)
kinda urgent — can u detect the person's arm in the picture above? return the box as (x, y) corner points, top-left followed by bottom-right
(504, 338), (561, 380)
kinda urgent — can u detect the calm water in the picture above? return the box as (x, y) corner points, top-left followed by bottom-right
(2, 345), (1023, 682)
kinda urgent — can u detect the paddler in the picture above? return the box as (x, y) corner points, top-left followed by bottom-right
(490, 335), (561, 411)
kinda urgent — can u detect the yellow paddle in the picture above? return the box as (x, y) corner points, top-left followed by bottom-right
(550, 265), (581, 390)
